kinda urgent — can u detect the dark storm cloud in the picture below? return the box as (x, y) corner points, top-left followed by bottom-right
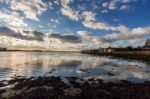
(0, 27), (45, 41)
(23, 31), (45, 41)
(0, 27), (82, 44)
(48, 33), (82, 43)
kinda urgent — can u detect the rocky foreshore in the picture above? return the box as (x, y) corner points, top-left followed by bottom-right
(0, 76), (150, 99)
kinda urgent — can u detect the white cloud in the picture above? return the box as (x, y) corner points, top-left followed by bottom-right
(101, 10), (108, 13)
(48, 2), (53, 9)
(125, 38), (145, 43)
(101, 0), (138, 12)
(131, 27), (150, 35)
(60, 0), (73, 7)
(120, 5), (130, 10)
(102, 2), (109, 8)
(60, 7), (79, 21)
(121, 0), (137, 3)
(82, 21), (111, 30)
(121, 0), (130, 3)
(60, 0), (79, 21)
(9, 0), (48, 21)
(77, 31), (102, 45)
(113, 18), (121, 22)
(77, 25), (150, 48)
(82, 11), (96, 22)
(81, 11), (111, 30)
(103, 26), (150, 43)
(50, 19), (60, 24)
(113, 25), (129, 32)
(0, 9), (28, 31)
(81, 11), (129, 32)
(109, 0), (117, 10)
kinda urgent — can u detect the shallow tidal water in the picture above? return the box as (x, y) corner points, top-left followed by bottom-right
(0, 51), (150, 82)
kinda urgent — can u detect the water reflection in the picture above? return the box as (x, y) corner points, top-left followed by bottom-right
(0, 52), (149, 82)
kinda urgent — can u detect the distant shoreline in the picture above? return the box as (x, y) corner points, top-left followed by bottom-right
(0, 50), (80, 52)
(81, 50), (150, 60)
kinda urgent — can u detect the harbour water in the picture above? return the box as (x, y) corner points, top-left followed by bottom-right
(0, 52), (150, 82)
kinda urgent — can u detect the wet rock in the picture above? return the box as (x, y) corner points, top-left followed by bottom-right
(65, 77), (78, 82)
(87, 78), (95, 82)
(48, 69), (56, 74)
(63, 88), (81, 96)
(0, 76), (150, 99)
(65, 77), (80, 88)
(106, 72), (115, 76)
(0, 89), (6, 94)
(0, 82), (5, 87)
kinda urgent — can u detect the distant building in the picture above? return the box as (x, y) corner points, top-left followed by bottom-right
(143, 39), (150, 48)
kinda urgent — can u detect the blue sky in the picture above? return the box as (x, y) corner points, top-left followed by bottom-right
(0, 0), (150, 51)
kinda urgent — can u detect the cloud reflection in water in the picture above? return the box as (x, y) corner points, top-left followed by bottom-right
(0, 52), (149, 82)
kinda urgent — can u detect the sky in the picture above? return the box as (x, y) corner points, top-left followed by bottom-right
(0, 0), (150, 51)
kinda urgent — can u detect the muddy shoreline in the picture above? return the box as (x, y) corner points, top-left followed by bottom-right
(0, 76), (150, 99)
